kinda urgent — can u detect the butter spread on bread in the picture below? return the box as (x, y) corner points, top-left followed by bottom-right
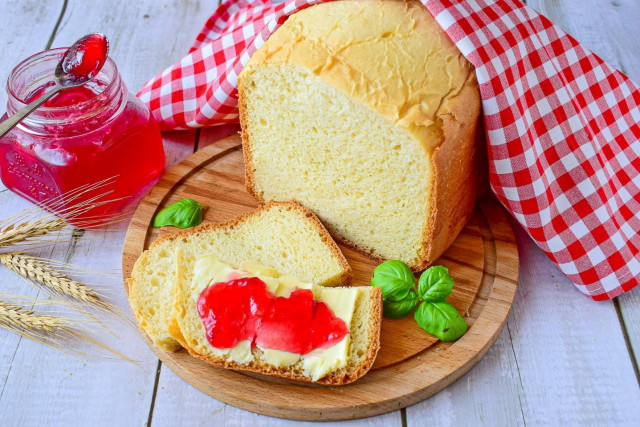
(239, 0), (482, 271)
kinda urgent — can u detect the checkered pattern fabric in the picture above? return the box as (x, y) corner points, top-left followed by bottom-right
(137, 0), (640, 300)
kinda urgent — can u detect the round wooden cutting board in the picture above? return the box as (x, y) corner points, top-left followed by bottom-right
(122, 134), (519, 421)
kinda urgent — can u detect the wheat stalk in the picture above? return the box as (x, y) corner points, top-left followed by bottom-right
(0, 218), (66, 248)
(0, 300), (74, 333)
(0, 296), (136, 363)
(0, 178), (140, 361)
(0, 176), (129, 252)
(0, 252), (103, 307)
(0, 253), (132, 335)
(22, 255), (121, 280)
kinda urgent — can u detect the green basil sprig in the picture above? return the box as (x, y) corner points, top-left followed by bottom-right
(153, 198), (206, 229)
(371, 261), (467, 341)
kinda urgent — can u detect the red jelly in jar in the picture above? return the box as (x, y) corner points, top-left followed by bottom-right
(0, 48), (165, 222)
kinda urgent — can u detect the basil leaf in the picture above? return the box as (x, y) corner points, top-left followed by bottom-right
(414, 301), (467, 342)
(371, 260), (416, 302)
(383, 291), (418, 318)
(418, 265), (454, 302)
(153, 198), (205, 229)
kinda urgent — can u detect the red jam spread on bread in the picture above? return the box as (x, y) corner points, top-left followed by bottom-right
(197, 277), (348, 354)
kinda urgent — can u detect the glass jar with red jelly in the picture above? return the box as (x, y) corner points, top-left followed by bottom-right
(0, 48), (165, 222)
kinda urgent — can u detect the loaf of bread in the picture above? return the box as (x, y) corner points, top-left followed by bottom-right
(239, 0), (482, 271)
(170, 250), (382, 385)
(127, 201), (352, 351)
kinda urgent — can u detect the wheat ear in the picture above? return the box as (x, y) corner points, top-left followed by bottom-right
(0, 297), (137, 363)
(0, 218), (66, 248)
(0, 253), (102, 306)
(0, 301), (74, 333)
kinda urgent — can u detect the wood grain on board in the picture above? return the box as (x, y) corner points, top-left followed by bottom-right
(121, 135), (519, 421)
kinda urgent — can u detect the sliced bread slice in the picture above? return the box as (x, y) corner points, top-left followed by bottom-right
(127, 201), (352, 352)
(171, 249), (382, 385)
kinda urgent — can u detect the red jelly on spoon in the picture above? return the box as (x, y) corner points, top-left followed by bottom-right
(61, 33), (109, 80)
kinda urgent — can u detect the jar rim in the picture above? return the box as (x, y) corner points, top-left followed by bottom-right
(6, 47), (120, 112)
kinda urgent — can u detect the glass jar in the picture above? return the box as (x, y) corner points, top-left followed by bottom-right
(0, 48), (165, 222)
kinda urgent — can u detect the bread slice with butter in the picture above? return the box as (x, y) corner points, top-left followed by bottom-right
(239, 0), (482, 271)
(127, 201), (352, 352)
(170, 252), (382, 385)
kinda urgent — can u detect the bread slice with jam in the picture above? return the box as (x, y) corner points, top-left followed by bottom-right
(127, 201), (352, 352)
(170, 251), (382, 385)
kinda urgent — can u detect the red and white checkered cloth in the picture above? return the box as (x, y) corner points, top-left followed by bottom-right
(138, 0), (640, 300)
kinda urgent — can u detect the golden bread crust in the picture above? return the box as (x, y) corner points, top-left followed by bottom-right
(418, 71), (482, 270)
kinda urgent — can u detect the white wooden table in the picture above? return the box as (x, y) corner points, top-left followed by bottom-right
(0, 1), (638, 425)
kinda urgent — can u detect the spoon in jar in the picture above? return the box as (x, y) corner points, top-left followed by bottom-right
(0, 33), (109, 139)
